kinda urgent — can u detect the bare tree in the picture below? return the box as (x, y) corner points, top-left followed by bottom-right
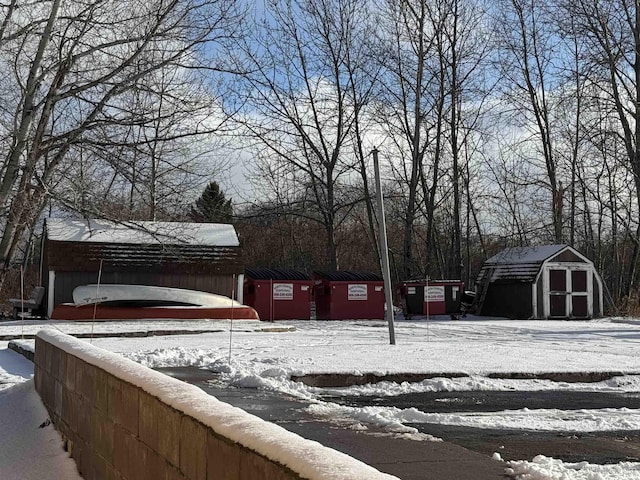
(376, 0), (491, 280)
(493, 0), (566, 243)
(230, 0), (375, 270)
(436, 0), (492, 280)
(375, 0), (436, 279)
(561, 0), (640, 297)
(0, 0), (244, 284)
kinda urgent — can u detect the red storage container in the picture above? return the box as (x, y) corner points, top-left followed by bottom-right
(313, 271), (385, 320)
(401, 280), (464, 316)
(244, 268), (312, 321)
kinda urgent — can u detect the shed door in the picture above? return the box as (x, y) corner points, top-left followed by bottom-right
(571, 270), (588, 318)
(546, 266), (591, 319)
(549, 269), (567, 317)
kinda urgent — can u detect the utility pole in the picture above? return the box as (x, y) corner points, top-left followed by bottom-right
(372, 148), (396, 345)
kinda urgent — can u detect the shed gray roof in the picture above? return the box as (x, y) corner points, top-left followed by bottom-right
(479, 244), (589, 284)
(484, 245), (567, 265)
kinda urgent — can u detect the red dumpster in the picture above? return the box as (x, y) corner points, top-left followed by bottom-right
(401, 280), (464, 316)
(313, 271), (384, 320)
(244, 268), (312, 321)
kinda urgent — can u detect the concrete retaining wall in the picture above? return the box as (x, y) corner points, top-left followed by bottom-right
(34, 329), (396, 480)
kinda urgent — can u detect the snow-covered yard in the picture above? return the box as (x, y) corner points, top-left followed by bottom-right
(2, 316), (640, 479)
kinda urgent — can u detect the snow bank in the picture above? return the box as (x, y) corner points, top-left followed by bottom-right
(36, 329), (398, 480)
(506, 455), (640, 480)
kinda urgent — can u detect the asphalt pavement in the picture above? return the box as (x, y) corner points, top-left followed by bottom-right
(160, 366), (640, 478)
(158, 367), (509, 480)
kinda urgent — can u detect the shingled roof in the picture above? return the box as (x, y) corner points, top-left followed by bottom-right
(484, 245), (567, 265)
(478, 245), (581, 283)
(44, 218), (242, 274)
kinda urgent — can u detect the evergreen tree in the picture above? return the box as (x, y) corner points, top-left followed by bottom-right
(189, 181), (233, 223)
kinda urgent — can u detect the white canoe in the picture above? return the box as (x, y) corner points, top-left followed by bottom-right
(72, 284), (242, 308)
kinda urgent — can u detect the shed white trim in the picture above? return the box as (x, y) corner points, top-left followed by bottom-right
(47, 271), (55, 317)
(540, 262), (594, 318)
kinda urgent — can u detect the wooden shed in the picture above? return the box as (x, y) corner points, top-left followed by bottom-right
(474, 244), (603, 319)
(41, 218), (244, 317)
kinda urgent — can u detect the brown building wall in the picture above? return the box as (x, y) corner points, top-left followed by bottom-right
(34, 335), (306, 480)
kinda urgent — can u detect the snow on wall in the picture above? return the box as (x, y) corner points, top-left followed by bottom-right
(36, 329), (397, 480)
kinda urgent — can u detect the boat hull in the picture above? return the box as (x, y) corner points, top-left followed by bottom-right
(73, 284), (242, 307)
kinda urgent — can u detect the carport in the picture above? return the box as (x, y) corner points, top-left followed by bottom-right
(41, 218), (244, 317)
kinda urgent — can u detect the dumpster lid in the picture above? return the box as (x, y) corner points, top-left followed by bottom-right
(245, 267), (310, 281)
(313, 271), (382, 282)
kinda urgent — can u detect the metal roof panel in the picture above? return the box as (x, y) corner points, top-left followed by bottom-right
(45, 218), (239, 247)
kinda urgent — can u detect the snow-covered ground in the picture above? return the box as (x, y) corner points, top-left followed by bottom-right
(2, 316), (640, 479)
(0, 350), (81, 480)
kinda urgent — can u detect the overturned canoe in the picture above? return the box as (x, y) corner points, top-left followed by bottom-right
(50, 284), (260, 321)
(73, 284), (243, 308)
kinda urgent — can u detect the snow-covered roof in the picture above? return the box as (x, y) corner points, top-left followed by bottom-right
(477, 244), (595, 287)
(485, 245), (568, 265)
(45, 218), (239, 247)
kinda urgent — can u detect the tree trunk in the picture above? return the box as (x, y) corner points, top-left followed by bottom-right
(402, 1), (426, 280)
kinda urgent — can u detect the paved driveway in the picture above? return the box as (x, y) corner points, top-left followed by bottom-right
(159, 366), (640, 478)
